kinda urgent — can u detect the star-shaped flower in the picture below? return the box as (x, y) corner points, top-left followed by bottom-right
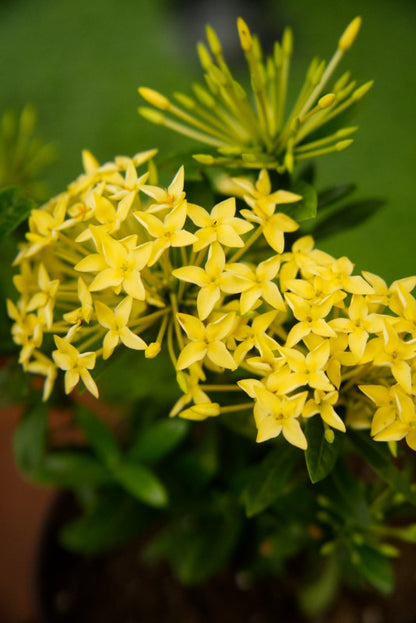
(95, 296), (147, 359)
(176, 312), (237, 371)
(52, 335), (98, 397)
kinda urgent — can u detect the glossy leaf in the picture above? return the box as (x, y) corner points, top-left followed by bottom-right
(0, 187), (34, 239)
(36, 450), (112, 487)
(114, 459), (168, 508)
(305, 417), (342, 483)
(284, 180), (317, 222)
(148, 501), (241, 584)
(13, 403), (47, 476)
(349, 430), (416, 505)
(128, 417), (189, 465)
(317, 183), (356, 210)
(242, 444), (298, 517)
(313, 198), (384, 240)
(60, 489), (151, 554)
(352, 543), (394, 594)
(76, 407), (121, 469)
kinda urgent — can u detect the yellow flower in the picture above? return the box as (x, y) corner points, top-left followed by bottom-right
(25, 263), (59, 329)
(176, 312), (237, 371)
(140, 165), (185, 213)
(313, 256), (374, 295)
(173, 242), (245, 320)
(363, 322), (416, 393)
(16, 195), (68, 261)
(361, 384), (416, 450)
(63, 278), (93, 327)
(170, 368), (220, 420)
(272, 341), (334, 394)
(52, 335), (98, 398)
(329, 294), (384, 360)
(135, 202), (196, 265)
(284, 291), (336, 347)
(187, 197), (253, 251)
(227, 255), (285, 314)
(7, 300), (43, 366)
(95, 296), (147, 359)
(75, 228), (152, 299)
(304, 389), (346, 432)
(239, 379), (308, 447)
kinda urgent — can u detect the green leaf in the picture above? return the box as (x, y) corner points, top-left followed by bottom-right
(0, 187), (34, 239)
(305, 417), (342, 483)
(148, 500), (241, 584)
(128, 417), (189, 465)
(75, 407), (121, 469)
(13, 403), (47, 476)
(317, 183), (356, 210)
(242, 444), (298, 517)
(324, 461), (371, 527)
(284, 180), (317, 222)
(349, 430), (416, 505)
(313, 198), (384, 240)
(36, 450), (112, 487)
(60, 489), (152, 554)
(352, 543), (394, 594)
(114, 459), (168, 508)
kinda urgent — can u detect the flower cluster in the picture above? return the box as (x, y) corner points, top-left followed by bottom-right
(138, 17), (372, 173)
(8, 153), (416, 451)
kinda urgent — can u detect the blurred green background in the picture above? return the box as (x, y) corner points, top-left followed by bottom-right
(0, 0), (415, 282)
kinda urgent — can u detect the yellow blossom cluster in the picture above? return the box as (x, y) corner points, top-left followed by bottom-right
(8, 154), (416, 451)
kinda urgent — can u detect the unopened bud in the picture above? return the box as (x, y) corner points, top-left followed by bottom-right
(206, 24), (222, 55)
(145, 342), (161, 359)
(318, 93), (336, 109)
(282, 27), (293, 56)
(237, 17), (253, 52)
(336, 139), (354, 151)
(338, 16), (362, 52)
(352, 80), (374, 101)
(138, 107), (165, 125)
(138, 87), (170, 110)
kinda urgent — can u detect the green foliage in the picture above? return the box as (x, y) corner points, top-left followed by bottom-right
(60, 488), (153, 554)
(305, 417), (342, 483)
(146, 497), (242, 584)
(0, 186), (34, 239)
(13, 403), (47, 476)
(283, 180), (317, 223)
(242, 444), (298, 517)
(127, 417), (189, 465)
(113, 460), (168, 508)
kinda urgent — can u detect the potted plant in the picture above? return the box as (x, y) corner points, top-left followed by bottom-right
(3, 15), (416, 622)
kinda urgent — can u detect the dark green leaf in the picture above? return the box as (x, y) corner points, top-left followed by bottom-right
(313, 198), (384, 240)
(128, 417), (189, 465)
(0, 187), (34, 239)
(148, 500), (241, 584)
(324, 461), (371, 527)
(352, 543), (394, 594)
(76, 407), (121, 469)
(114, 459), (168, 508)
(317, 183), (356, 210)
(284, 180), (317, 222)
(60, 489), (151, 554)
(242, 444), (298, 517)
(36, 450), (112, 487)
(13, 403), (47, 476)
(305, 417), (342, 483)
(349, 430), (416, 505)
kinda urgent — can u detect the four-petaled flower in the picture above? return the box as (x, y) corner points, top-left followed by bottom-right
(52, 335), (98, 397)
(95, 296), (147, 359)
